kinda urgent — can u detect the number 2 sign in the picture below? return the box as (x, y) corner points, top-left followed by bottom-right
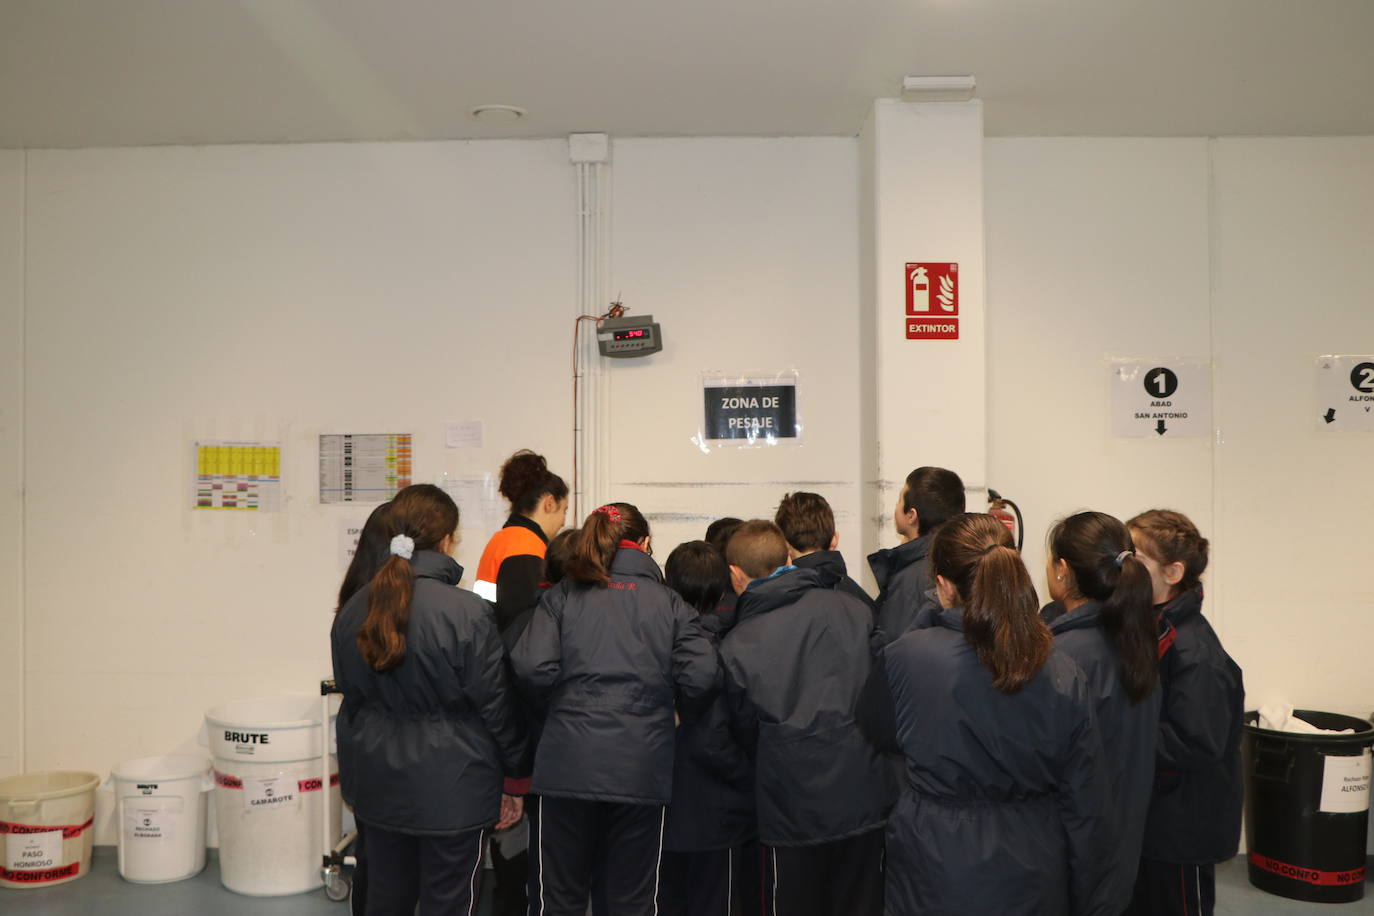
(1317, 355), (1374, 431)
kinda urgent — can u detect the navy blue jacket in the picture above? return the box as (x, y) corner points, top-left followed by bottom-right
(862, 608), (1109, 915)
(792, 549), (876, 614)
(1050, 601), (1161, 912)
(332, 551), (529, 835)
(1142, 588), (1244, 864)
(510, 546), (720, 805)
(868, 533), (940, 643)
(664, 604), (755, 852)
(716, 565), (896, 846)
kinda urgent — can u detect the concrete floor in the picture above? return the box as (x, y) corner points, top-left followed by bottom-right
(0, 849), (1370, 914)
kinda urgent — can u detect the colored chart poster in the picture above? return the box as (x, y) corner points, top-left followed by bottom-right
(193, 441), (283, 511)
(319, 434), (413, 504)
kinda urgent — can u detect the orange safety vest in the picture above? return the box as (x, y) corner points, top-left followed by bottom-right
(474, 524), (546, 602)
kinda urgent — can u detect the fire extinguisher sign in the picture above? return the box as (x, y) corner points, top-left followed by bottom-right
(905, 263), (959, 340)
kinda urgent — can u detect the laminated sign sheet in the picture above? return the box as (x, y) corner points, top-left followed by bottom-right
(193, 441), (283, 511)
(699, 373), (801, 448)
(319, 434), (413, 504)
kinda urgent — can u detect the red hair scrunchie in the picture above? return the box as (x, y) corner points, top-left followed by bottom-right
(595, 504), (622, 524)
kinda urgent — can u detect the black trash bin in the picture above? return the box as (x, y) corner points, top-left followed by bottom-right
(1242, 709), (1373, 904)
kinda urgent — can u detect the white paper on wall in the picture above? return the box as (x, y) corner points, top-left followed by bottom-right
(444, 421), (484, 449)
(441, 474), (505, 542)
(1109, 360), (1212, 438)
(1316, 355), (1374, 431)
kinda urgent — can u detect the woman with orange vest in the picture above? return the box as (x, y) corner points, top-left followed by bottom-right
(475, 450), (570, 637)
(475, 450), (569, 916)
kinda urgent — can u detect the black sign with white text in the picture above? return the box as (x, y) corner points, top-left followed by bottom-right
(703, 382), (798, 441)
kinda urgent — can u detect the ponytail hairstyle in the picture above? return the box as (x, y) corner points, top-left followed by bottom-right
(1126, 509), (1210, 598)
(356, 484), (459, 672)
(665, 540), (731, 614)
(498, 450), (569, 515)
(930, 512), (1050, 695)
(1048, 511), (1158, 704)
(566, 502), (650, 587)
(336, 500), (393, 612)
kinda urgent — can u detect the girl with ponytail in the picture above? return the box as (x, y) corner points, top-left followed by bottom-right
(860, 513), (1108, 915)
(1123, 511), (1243, 916)
(1045, 511), (1162, 913)
(331, 484), (529, 914)
(511, 502), (719, 915)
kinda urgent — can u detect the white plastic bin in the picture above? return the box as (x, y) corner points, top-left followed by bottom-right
(204, 695), (340, 896)
(108, 755), (212, 884)
(0, 771), (101, 889)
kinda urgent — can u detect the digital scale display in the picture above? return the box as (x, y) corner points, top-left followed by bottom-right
(598, 314), (663, 359)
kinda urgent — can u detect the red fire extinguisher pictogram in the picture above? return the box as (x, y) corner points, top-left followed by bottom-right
(987, 489), (1024, 551)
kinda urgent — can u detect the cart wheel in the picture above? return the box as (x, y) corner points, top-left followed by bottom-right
(324, 867), (352, 902)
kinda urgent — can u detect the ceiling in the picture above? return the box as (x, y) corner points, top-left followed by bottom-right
(3, 0), (1373, 148)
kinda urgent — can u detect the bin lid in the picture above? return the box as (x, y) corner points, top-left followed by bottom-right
(111, 755), (212, 783)
(1244, 709), (1374, 744)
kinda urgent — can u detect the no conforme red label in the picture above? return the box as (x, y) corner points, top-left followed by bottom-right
(0, 862), (80, 883)
(1249, 851), (1366, 886)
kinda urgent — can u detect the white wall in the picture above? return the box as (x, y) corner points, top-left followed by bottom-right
(0, 151), (23, 780)
(9, 133), (1374, 849)
(606, 138), (865, 564)
(987, 136), (1374, 719)
(22, 140), (577, 841)
(1210, 138), (1374, 719)
(985, 138), (1214, 603)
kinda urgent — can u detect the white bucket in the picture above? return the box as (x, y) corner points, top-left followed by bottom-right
(107, 755), (212, 884)
(204, 695), (340, 896)
(0, 771), (101, 889)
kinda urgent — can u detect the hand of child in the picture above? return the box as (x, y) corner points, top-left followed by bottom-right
(495, 793), (524, 830)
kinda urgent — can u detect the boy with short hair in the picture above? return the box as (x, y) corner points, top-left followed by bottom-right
(774, 491), (875, 614)
(717, 520), (894, 916)
(868, 466), (965, 642)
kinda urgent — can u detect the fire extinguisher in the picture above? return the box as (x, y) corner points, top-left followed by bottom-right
(987, 488), (1024, 551)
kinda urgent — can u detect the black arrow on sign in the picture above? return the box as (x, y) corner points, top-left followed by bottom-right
(1155, 420), (1167, 436)
(1324, 408), (1336, 424)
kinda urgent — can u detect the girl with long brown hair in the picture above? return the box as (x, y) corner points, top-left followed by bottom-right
(511, 503), (719, 916)
(1046, 510), (1161, 913)
(331, 484), (528, 915)
(1124, 510), (1242, 916)
(860, 512), (1109, 915)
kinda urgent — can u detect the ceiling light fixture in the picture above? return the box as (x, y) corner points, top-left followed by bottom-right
(902, 75), (977, 102)
(471, 105), (526, 122)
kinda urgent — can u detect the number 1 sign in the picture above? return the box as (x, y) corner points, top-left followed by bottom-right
(1109, 360), (1212, 438)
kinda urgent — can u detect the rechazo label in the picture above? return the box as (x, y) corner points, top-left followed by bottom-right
(1249, 852), (1366, 886)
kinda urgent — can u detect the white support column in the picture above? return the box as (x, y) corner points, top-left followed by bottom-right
(859, 99), (987, 565)
(571, 134), (612, 519)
